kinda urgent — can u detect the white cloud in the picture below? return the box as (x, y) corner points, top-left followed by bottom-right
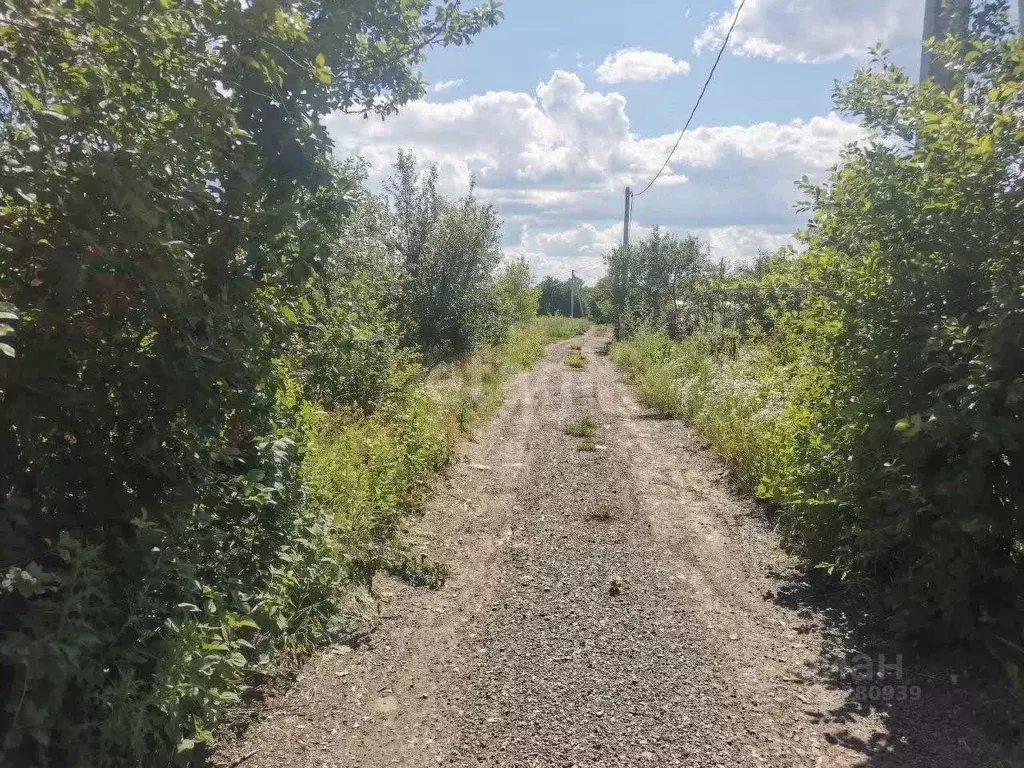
(595, 48), (691, 83)
(431, 79), (464, 93)
(327, 70), (863, 280)
(695, 0), (923, 63)
(695, 226), (797, 265)
(503, 223), (625, 282)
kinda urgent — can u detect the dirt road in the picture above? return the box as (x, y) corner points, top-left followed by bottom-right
(218, 331), (1015, 767)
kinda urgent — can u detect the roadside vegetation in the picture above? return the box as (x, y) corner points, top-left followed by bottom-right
(611, 4), (1024, 649)
(0, 1), (593, 765)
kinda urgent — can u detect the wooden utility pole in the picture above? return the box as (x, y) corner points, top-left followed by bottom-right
(622, 187), (631, 247)
(569, 269), (576, 318)
(921, 0), (970, 90)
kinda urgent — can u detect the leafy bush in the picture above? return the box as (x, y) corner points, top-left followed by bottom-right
(783, 11), (1024, 635)
(611, 4), (1024, 640)
(0, 0), (501, 765)
(492, 259), (541, 329)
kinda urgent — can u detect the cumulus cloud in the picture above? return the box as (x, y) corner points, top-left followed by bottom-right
(503, 222), (625, 282)
(695, 226), (797, 264)
(694, 0), (922, 63)
(431, 79), (464, 93)
(327, 70), (862, 279)
(595, 48), (692, 83)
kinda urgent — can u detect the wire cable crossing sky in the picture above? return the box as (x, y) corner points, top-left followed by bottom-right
(631, 0), (748, 199)
(330, 0), (944, 279)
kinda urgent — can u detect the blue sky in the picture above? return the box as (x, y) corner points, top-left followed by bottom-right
(328, 0), (933, 281)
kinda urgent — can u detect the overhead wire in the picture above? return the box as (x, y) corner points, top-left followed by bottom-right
(631, 0), (748, 199)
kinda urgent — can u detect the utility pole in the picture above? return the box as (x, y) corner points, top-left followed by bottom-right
(921, 0), (970, 90)
(569, 269), (576, 318)
(622, 187), (631, 247)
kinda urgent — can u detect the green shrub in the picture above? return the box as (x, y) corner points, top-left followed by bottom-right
(0, 1), (501, 764)
(778, 10), (1024, 636)
(610, 5), (1024, 639)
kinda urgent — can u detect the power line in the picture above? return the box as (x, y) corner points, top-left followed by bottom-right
(631, 0), (747, 199)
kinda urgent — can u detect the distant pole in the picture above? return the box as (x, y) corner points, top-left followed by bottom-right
(622, 187), (631, 247)
(570, 269), (576, 318)
(921, 0), (969, 91)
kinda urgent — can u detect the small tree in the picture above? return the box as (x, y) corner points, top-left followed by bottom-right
(606, 228), (709, 338)
(380, 152), (503, 358)
(492, 258), (540, 327)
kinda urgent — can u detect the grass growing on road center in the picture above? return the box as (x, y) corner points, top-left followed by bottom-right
(564, 412), (597, 438)
(565, 349), (589, 369)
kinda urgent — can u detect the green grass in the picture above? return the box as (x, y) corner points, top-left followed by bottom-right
(564, 412), (597, 438)
(533, 315), (590, 340)
(565, 349), (589, 369)
(501, 316), (590, 370)
(610, 331), (798, 500)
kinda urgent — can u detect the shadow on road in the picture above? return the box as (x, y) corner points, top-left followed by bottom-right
(767, 565), (1022, 767)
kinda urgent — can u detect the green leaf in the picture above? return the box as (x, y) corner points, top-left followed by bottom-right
(0, 343), (15, 358)
(19, 88), (41, 111)
(894, 414), (923, 436)
(315, 52), (325, 67)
